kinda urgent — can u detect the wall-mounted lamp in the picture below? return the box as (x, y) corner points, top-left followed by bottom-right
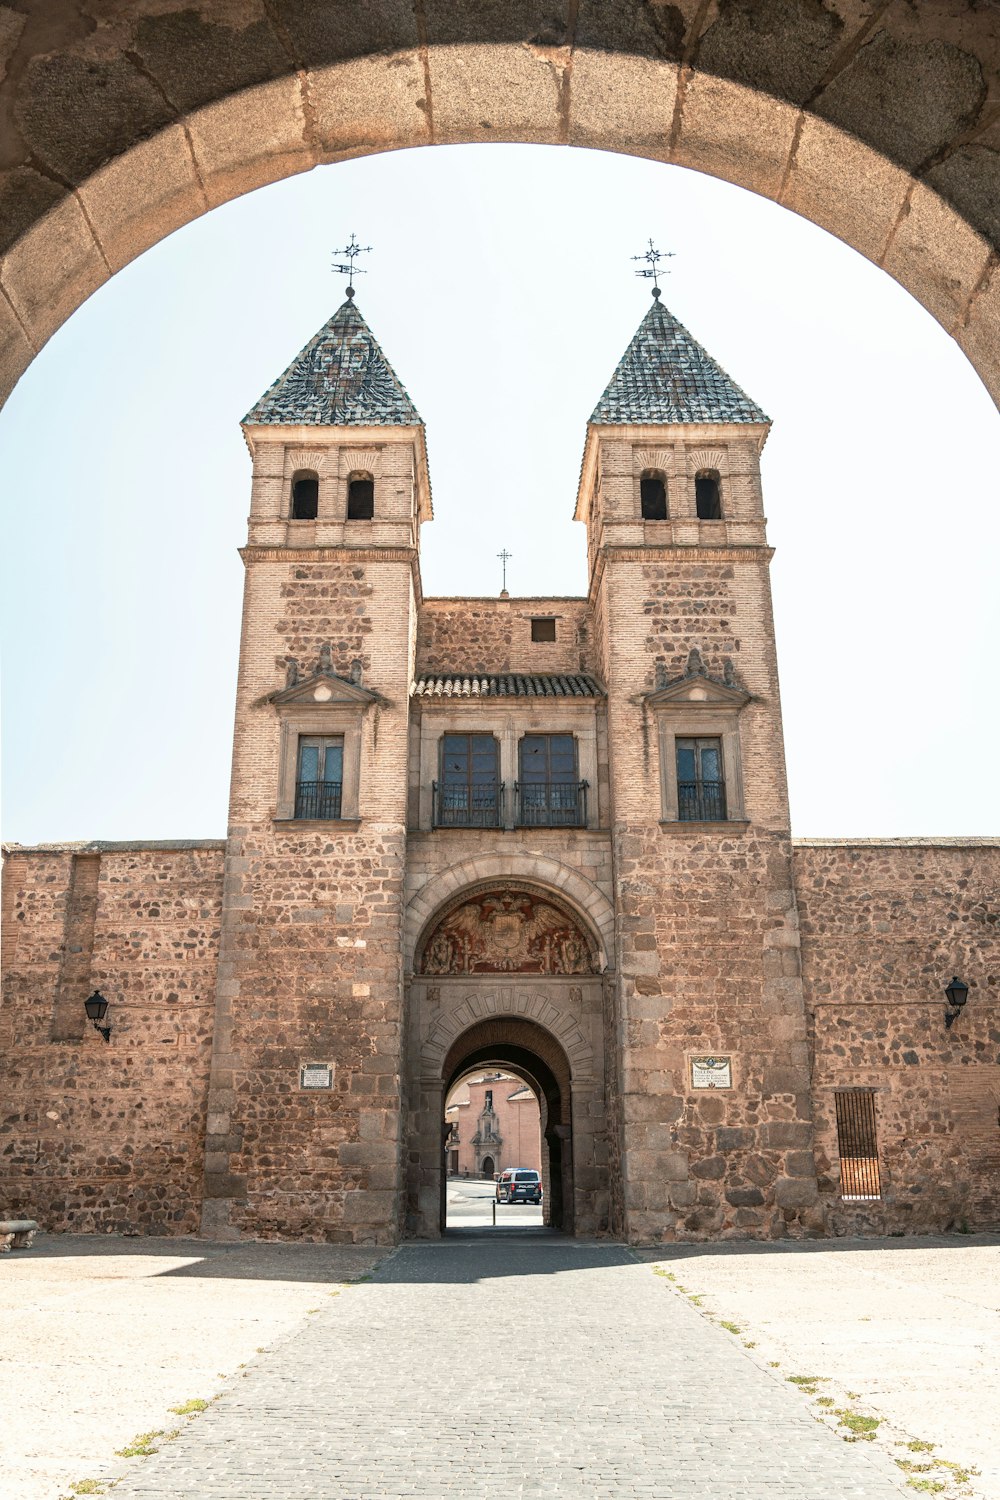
(84, 990), (112, 1043)
(944, 976), (969, 1030)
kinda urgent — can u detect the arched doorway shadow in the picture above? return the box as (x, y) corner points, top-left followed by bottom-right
(437, 1017), (576, 1237)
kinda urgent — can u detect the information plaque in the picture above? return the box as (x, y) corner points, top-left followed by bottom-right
(690, 1055), (733, 1090)
(300, 1063), (334, 1090)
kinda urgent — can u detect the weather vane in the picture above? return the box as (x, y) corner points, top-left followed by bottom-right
(497, 548), (512, 595)
(332, 234), (372, 300)
(632, 238), (674, 299)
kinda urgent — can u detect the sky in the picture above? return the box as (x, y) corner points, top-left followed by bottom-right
(1, 143), (998, 844)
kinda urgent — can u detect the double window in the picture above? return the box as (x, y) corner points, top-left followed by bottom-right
(432, 732), (587, 828)
(295, 736), (343, 820)
(676, 737), (726, 821)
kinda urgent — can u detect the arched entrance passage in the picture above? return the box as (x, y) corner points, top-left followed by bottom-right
(480, 1155), (495, 1180)
(441, 1017), (575, 1236)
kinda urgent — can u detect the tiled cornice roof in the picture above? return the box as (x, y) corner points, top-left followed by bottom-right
(412, 673), (604, 699)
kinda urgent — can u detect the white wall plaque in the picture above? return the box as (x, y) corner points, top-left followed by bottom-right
(300, 1063), (334, 1090)
(690, 1055), (732, 1090)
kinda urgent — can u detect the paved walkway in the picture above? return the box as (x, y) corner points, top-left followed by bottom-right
(106, 1232), (905, 1500)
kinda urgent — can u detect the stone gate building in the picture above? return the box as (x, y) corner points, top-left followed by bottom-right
(2, 292), (998, 1245)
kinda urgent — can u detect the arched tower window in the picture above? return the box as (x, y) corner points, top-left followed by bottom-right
(640, 470), (668, 520)
(290, 470), (319, 520)
(347, 471), (375, 520)
(695, 469), (722, 520)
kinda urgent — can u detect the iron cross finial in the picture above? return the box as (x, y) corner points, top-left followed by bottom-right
(497, 549), (512, 594)
(332, 234), (372, 301)
(631, 237), (674, 299)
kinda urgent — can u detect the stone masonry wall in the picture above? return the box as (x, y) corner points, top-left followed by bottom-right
(0, 842), (222, 1234)
(417, 597), (592, 677)
(794, 839), (1000, 1234)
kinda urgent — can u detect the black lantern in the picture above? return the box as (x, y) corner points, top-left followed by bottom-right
(84, 990), (112, 1043)
(944, 976), (969, 1030)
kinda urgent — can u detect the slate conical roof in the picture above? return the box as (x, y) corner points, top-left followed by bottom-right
(243, 298), (422, 427)
(590, 296), (768, 426)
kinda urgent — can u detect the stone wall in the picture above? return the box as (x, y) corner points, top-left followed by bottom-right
(795, 838), (1000, 1235)
(417, 597), (592, 677)
(0, 841), (223, 1234)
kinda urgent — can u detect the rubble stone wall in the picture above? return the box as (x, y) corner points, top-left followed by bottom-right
(0, 842), (223, 1234)
(417, 597), (592, 677)
(795, 838), (1000, 1234)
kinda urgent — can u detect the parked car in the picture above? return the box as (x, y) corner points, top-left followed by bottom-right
(495, 1168), (542, 1204)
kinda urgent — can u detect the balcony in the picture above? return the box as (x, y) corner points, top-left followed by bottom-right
(294, 779), (343, 820)
(677, 779), (726, 822)
(515, 780), (588, 828)
(432, 780), (504, 829)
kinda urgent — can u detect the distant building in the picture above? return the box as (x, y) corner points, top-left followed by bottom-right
(446, 1072), (541, 1178)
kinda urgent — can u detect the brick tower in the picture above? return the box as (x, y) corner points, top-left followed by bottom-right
(200, 295), (429, 1242)
(577, 292), (821, 1240)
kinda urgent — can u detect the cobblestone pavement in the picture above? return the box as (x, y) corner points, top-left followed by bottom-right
(105, 1233), (906, 1500)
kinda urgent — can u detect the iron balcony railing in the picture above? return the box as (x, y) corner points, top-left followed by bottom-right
(515, 780), (588, 828)
(677, 779), (727, 822)
(294, 779), (343, 820)
(432, 780), (504, 828)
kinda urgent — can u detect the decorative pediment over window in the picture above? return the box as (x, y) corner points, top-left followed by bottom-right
(269, 671), (378, 708)
(645, 648), (749, 710)
(268, 646), (378, 823)
(646, 648), (749, 823)
(645, 673), (749, 711)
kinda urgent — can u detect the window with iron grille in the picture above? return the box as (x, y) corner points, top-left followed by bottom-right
(517, 734), (586, 826)
(834, 1090), (882, 1200)
(295, 735), (343, 820)
(435, 734), (500, 827)
(675, 737), (726, 821)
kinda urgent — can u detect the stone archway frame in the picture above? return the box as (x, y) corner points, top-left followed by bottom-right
(405, 853), (615, 976)
(424, 988), (595, 1113)
(2, 48), (998, 409)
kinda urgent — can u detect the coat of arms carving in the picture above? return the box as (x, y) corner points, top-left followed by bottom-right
(419, 887), (596, 976)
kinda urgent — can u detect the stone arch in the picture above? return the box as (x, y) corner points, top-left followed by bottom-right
(443, 1016), (575, 1124)
(2, 33), (999, 409)
(406, 855), (615, 973)
(422, 988), (594, 1087)
(440, 1015), (577, 1231)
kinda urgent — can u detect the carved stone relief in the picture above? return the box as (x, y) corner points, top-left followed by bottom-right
(418, 887), (597, 976)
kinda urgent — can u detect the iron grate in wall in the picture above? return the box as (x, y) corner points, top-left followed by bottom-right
(835, 1089), (882, 1200)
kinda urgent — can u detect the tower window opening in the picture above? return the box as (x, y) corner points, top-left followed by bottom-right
(695, 469), (722, 520)
(640, 470), (668, 520)
(347, 472), (375, 520)
(291, 471), (319, 520)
